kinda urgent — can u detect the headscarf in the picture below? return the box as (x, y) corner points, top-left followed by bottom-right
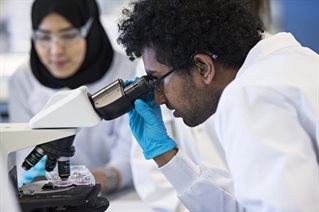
(30, 0), (113, 89)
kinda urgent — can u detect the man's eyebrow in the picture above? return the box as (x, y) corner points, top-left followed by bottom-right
(145, 70), (158, 76)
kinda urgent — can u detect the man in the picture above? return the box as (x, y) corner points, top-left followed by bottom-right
(118, 0), (319, 211)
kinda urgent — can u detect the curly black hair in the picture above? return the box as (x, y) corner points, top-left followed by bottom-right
(117, 0), (264, 71)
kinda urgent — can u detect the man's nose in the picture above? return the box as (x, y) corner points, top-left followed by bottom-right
(154, 89), (166, 105)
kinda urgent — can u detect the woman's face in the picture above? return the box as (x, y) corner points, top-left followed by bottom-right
(34, 13), (86, 79)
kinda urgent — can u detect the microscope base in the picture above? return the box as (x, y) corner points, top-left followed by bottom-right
(18, 183), (109, 212)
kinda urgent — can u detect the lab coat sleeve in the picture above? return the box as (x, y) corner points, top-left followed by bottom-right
(160, 150), (242, 212)
(8, 65), (33, 122)
(107, 115), (133, 189)
(131, 141), (182, 212)
(215, 85), (319, 211)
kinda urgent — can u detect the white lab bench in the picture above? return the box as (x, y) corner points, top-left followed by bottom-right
(104, 187), (153, 212)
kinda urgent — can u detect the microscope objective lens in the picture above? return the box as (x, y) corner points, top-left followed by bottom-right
(58, 159), (71, 180)
(22, 147), (44, 170)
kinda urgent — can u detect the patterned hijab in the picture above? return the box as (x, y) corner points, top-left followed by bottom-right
(30, 0), (113, 89)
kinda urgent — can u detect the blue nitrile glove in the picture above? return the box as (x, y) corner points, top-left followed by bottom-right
(21, 156), (46, 183)
(124, 77), (139, 86)
(128, 96), (177, 159)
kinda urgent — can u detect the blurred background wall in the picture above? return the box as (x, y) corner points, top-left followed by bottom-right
(1, 0), (318, 54)
(0, 0), (131, 53)
(280, 0), (319, 52)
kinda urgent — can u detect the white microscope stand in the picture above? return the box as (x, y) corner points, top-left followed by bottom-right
(0, 123), (77, 175)
(0, 86), (101, 189)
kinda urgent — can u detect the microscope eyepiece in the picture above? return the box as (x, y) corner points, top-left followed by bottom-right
(90, 76), (156, 120)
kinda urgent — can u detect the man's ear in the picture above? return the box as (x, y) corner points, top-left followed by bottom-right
(192, 54), (215, 84)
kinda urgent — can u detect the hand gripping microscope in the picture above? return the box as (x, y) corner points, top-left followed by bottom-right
(0, 76), (157, 211)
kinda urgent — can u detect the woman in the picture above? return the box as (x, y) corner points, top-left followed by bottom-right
(8, 0), (136, 193)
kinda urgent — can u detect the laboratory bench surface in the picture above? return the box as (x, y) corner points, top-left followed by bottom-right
(102, 187), (153, 212)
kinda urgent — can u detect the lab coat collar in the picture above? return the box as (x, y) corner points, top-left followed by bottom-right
(236, 32), (301, 78)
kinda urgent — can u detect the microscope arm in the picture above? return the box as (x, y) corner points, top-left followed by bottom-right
(29, 86), (101, 128)
(0, 123), (77, 181)
(0, 124), (76, 157)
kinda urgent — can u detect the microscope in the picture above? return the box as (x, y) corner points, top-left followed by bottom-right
(0, 76), (156, 211)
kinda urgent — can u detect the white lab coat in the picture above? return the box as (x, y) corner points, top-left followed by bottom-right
(160, 32), (319, 212)
(131, 62), (229, 211)
(8, 51), (137, 189)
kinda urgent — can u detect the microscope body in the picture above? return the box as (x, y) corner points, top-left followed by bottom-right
(0, 76), (156, 211)
(19, 75), (156, 181)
